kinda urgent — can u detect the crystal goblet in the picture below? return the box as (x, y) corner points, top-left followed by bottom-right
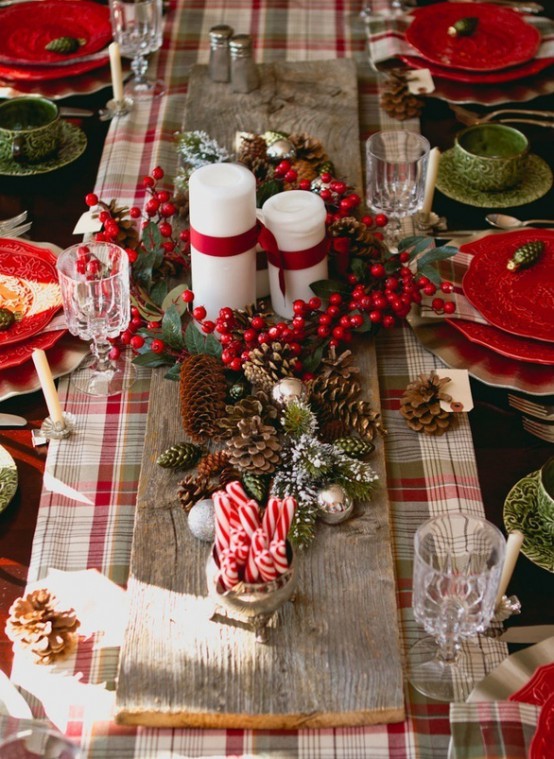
(408, 513), (506, 702)
(0, 726), (80, 758)
(366, 130), (430, 248)
(109, 0), (165, 99)
(56, 242), (136, 397)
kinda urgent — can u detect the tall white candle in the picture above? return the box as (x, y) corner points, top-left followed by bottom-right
(189, 163), (257, 321)
(109, 42), (124, 103)
(32, 349), (64, 425)
(421, 147), (441, 219)
(495, 529), (524, 608)
(261, 191), (327, 319)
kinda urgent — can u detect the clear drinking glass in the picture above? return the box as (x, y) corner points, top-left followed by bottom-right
(0, 726), (80, 758)
(365, 130), (430, 248)
(109, 0), (165, 99)
(56, 242), (136, 397)
(409, 513), (506, 702)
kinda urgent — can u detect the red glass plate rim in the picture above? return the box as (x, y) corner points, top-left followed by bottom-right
(399, 55), (554, 85)
(446, 319), (554, 366)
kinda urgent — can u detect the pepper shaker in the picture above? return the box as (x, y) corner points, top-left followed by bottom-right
(230, 34), (260, 94)
(208, 25), (234, 83)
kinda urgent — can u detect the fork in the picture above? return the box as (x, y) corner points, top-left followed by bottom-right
(0, 210), (28, 230)
(450, 104), (554, 129)
(522, 417), (554, 443)
(508, 394), (554, 421)
(0, 221), (33, 238)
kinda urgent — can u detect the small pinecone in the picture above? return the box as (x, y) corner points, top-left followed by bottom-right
(243, 363), (275, 394)
(289, 132), (328, 164)
(334, 399), (385, 441)
(157, 442), (203, 470)
(328, 217), (387, 260)
(284, 158), (319, 190)
(249, 156), (272, 183)
(173, 189), (190, 220)
(507, 241), (544, 272)
(244, 342), (295, 383)
(177, 475), (212, 512)
(242, 472), (269, 502)
(197, 450), (231, 480)
(180, 354), (228, 440)
(237, 134), (269, 168)
(217, 395), (269, 439)
(219, 461), (241, 487)
(103, 200), (140, 250)
(227, 416), (281, 474)
(380, 70), (424, 122)
(319, 419), (349, 442)
(400, 371), (453, 435)
(335, 436), (375, 458)
(6, 589), (80, 665)
(0, 307), (16, 331)
(319, 347), (361, 382)
(45, 36), (82, 54)
(229, 381), (248, 401)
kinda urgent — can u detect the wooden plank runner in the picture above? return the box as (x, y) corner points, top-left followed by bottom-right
(116, 59), (405, 729)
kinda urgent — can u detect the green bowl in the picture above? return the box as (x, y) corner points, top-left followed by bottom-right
(454, 124), (529, 192)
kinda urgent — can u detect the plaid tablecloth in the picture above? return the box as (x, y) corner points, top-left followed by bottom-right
(2, 2), (533, 757)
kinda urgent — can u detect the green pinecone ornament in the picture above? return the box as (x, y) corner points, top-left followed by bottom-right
(242, 472), (268, 502)
(157, 443), (203, 470)
(334, 437), (375, 458)
(0, 308), (16, 331)
(507, 241), (544, 272)
(229, 381), (248, 401)
(447, 17), (478, 37)
(45, 36), (83, 54)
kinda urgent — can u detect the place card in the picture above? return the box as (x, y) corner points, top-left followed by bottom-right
(73, 211), (103, 235)
(405, 68), (435, 95)
(435, 368), (474, 413)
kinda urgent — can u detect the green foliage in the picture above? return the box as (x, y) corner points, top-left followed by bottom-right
(281, 400), (318, 437)
(162, 306), (187, 351)
(310, 278), (351, 299)
(184, 321), (222, 358)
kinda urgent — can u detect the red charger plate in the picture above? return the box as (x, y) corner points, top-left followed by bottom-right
(446, 319), (554, 366)
(398, 55), (554, 85)
(461, 230), (554, 344)
(530, 691), (554, 759)
(406, 2), (541, 72)
(0, 329), (66, 370)
(509, 662), (554, 706)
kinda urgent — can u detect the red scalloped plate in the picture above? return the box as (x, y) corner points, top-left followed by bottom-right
(509, 662), (554, 706)
(0, 55), (109, 83)
(461, 230), (554, 344)
(399, 55), (554, 85)
(406, 2), (541, 73)
(0, 1), (111, 66)
(0, 328), (66, 369)
(446, 319), (554, 365)
(530, 691), (554, 759)
(0, 238), (61, 347)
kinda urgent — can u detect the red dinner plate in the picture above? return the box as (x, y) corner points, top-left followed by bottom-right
(509, 662), (554, 706)
(406, 2), (541, 72)
(0, 238), (61, 347)
(446, 319), (554, 366)
(0, 55), (109, 83)
(0, 1), (111, 66)
(0, 329), (66, 369)
(461, 230), (554, 344)
(530, 691), (554, 759)
(399, 54), (554, 85)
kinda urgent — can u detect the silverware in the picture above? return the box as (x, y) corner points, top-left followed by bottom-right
(0, 221), (32, 238)
(59, 107), (94, 118)
(522, 417), (554, 442)
(486, 213), (554, 230)
(450, 104), (554, 129)
(508, 394), (554, 420)
(0, 210), (28, 230)
(500, 625), (554, 644)
(0, 413), (27, 427)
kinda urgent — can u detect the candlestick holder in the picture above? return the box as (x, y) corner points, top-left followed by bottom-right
(39, 412), (76, 441)
(99, 97), (134, 122)
(415, 211), (448, 232)
(482, 594), (522, 638)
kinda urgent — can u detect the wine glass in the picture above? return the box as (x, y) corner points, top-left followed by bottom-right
(408, 513), (506, 702)
(109, 0), (165, 99)
(0, 726), (80, 758)
(56, 242), (136, 397)
(365, 130), (430, 248)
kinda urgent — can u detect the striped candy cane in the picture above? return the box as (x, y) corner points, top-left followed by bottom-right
(212, 490), (232, 558)
(275, 496), (296, 542)
(262, 496), (282, 542)
(238, 500), (261, 539)
(230, 526), (250, 564)
(219, 548), (239, 590)
(269, 539), (289, 575)
(255, 548), (278, 582)
(225, 480), (251, 508)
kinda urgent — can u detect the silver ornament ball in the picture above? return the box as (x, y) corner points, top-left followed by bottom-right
(266, 138), (296, 162)
(188, 498), (216, 542)
(316, 483), (354, 524)
(271, 377), (308, 407)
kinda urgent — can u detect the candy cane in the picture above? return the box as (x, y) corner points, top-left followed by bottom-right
(238, 500), (261, 539)
(225, 480), (251, 508)
(219, 548), (239, 590)
(230, 526), (250, 564)
(262, 496), (281, 542)
(255, 548), (278, 582)
(269, 539), (289, 575)
(212, 490), (232, 557)
(275, 496), (296, 542)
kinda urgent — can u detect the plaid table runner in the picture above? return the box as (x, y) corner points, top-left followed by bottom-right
(3, 2), (530, 757)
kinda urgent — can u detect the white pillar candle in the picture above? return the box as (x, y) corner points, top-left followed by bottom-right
(421, 147), (441, 219)
(495, 529), (524, 608)
(32, 349), (64, 426)
(261, 190), (328, 319)
(189, 163), (257, 321)
(109, 42), (124, 103)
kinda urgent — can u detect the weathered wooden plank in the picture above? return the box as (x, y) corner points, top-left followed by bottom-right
(116, 59), (404, 729)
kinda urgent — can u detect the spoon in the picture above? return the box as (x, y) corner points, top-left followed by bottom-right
(486, 213), (554, 230)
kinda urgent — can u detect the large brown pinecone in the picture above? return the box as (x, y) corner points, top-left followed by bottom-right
(309, 349), (362, 422)
(177, 474), (212, 512)
(243, 342), (295, 384)
(328, 398), (385, 441)
(289, 132), (328, 164)
(237, 133), (269, 167)
(197, 450), (231, 480)
(400, 371), (453, 435)
(180, 354), (228, 440)
(227, 415), (281, 473)
(217, 393), (277, 439)
(6, 589), (80, 665)
(380, 70), (424, 122)
(328, 217), (387, 260)
(243, 363), (275, 394)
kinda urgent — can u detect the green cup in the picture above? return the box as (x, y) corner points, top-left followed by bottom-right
(0, 96), (61, 164)
(453, 124), (529, 192)
(537, 456), (554, 534)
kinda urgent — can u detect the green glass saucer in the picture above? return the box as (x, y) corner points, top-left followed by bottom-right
(436, 149), (553, 208)
(0, 120), (87, 177)
(0, 443), (17, 513)
(504, 470), (554, 573)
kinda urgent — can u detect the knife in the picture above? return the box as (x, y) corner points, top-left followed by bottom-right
(0, 413), (27, 427)
(500, 625), (554, 644)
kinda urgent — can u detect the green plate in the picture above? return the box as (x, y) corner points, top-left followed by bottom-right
(0, 120), (87, 177)
(504, 470), (554, 573)
(436, 150), (553, 208)
(0, 443), (17, 513)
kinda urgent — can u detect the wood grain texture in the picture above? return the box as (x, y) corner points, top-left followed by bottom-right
(116, 59), (405, 729)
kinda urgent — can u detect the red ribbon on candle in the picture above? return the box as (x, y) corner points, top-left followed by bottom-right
(190, 224), (259, 257)
(258, 225), (329, 296)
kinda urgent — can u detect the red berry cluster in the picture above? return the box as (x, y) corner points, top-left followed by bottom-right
(74, 244), (110, 280)
(108, 304), (166, 361)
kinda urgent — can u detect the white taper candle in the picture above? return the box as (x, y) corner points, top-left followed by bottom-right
(495, 529), (524, 608)
(421, 147), (441, 218)
(109, 42), (124, 103)
(32, 349), (64, 425)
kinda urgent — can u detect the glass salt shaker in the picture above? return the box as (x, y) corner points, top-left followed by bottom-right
(230, 34), (260, 94)
(208, 25), (234, 83)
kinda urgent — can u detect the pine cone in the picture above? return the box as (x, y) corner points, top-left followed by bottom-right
(177, 474), (212, 512)
(157, 442), (203, 470)
(335, 436), (375, 458)
(310, 370), (362, 425)
(328, 217), (387, 260)
(292, 159), (319, 183)
(331, 399), (385, 441)
(219, 460), (241, 487)
(244, 342), (295, 383)
(197, 450), (231, 480)
(217, 394), (275, 439)
(0, 307), (16, 331)
(242, 472), (269, 502)
(319, 347), (361, 382)
(289, 132), (328, 163)
(6, 589), (80, 665)
(243, 363), (275, 394)
(400, 371), (453, 435)
(237, 133), (269, 168)
(227, 415), (281, 474)
(380, 70), (424, 122)
(180, 354), (228, 440)
(319, 419), (349, 442)
(104, 199), (140, 250)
